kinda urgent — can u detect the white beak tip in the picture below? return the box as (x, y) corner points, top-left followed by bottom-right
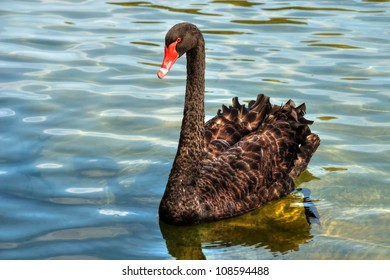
(157, 68), (169, 79)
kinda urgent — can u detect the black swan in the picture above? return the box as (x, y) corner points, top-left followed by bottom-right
(157, 22), (320, 225)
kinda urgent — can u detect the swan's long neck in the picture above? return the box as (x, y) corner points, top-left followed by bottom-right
(159, 36), (206, 224)
(167, 43), (205, 191)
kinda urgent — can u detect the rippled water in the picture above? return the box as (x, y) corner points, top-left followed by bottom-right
(0, 0), (389, 259)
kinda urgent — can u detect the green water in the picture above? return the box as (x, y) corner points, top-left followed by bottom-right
(0, 0), (389, 259)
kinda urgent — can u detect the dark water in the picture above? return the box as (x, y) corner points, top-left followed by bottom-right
(0, 0), (389, 259)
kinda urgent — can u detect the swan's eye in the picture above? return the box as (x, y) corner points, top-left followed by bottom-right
(176, 38), (182, 43)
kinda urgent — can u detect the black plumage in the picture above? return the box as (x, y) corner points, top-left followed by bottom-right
(158, 22), (320, 225)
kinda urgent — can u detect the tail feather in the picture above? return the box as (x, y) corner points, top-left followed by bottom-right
(290, 133), (320, 179)
(259, 98), (320, 179)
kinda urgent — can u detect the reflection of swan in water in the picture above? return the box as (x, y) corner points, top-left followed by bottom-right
(159, 186), (320, 260)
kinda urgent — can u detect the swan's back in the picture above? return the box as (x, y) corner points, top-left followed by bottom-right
(196, 94), (320, 222)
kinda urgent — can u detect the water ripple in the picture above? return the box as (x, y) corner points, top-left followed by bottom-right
(43, 128), (176, 147)
(0, 108), (16, 117)
(1, 0), (389, 260)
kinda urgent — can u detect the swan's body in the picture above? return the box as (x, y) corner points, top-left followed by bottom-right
(158, 23), (320, 225)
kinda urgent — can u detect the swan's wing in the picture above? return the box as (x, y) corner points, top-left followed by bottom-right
(204, 94), (271, 157)
(198, 99), (320, 221)
(199, 124), (298, 220)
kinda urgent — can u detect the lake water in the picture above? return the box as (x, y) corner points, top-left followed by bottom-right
(0, 0), (389, 260)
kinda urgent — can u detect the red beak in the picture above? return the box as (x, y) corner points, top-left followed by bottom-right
(157, 41), (180, 79)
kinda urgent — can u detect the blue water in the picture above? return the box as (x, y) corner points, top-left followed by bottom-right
(0, 0), (389, 259)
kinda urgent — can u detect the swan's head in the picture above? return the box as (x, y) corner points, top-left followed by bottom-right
(158, 22), (204, 79)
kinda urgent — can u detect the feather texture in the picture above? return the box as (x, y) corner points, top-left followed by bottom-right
(195, 94), (320, 222)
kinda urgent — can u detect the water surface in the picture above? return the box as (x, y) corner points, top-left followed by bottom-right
(0, 0), (389, 259)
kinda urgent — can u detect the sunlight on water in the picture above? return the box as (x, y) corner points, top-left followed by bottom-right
(0, 0), (389, 260)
